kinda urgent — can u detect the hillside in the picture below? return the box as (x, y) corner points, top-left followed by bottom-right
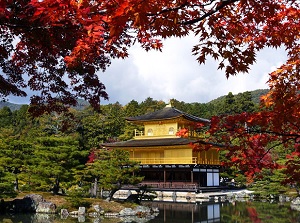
(207, 89), (269, 105)
(0, 101), (25, 111)
(0, 98), (90, 111)
(0, 89), (269, 112)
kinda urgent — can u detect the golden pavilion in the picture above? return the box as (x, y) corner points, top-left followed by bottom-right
(103, 104), (221, 190)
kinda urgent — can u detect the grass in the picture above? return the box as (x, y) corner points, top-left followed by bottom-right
(5, 191), (136, 213)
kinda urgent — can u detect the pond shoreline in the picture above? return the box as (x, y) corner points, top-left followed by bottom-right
(113, 188), (255, 203)
(1, 190), (300, 223)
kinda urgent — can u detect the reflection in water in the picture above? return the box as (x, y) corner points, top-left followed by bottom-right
(148, 201), (221, 223)
(148, 201), (300, 223)
(0, 213), (93, 223)
(0, 213), (58, 223)
(221, 201), (300, 223)
(0, 201), (300, 223)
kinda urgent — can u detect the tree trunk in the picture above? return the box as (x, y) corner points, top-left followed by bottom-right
(52, 177), (60, 195)
(108, 188), (118, 201)
(108, 182), (121, 201)
(91, 178), (98, 198)
(14, 175), (19, 191)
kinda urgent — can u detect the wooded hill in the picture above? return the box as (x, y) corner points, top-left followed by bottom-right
(1, 89), (269, 117)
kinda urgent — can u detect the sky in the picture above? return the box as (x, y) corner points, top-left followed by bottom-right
(9, 35), (287, 106)
(100, 35), (287, 105)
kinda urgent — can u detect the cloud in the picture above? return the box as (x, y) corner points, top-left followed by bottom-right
(101, 36), (287, 105)
(8, 35), (287, 106)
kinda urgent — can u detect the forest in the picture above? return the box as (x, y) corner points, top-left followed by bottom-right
(0, 89), (292, 198)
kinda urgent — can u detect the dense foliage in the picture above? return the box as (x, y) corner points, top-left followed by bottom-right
(0, 1), (298, 114)
(0, 91), (295, 197)
(0, 103), (136, 197)
(84, 149), (143, 200)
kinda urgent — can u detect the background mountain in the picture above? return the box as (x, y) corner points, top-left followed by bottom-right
(0, 101), (24, 111)
(207, 89), (269, 105)
(0, 98), (90, 111)
(0, 89), (269, 113)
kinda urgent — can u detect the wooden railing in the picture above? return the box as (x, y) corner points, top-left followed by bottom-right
(130, 157), (198, 165)
(134, 129), (144, 137)
(128, 182), (199, 190)
(134, 129), (203, 138)
(198, 159), (220, 165)
(130, 157), (220, 165)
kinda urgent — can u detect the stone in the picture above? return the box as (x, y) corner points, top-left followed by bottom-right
(135, 205), (151, 214)
(92, 218), (101, 223)
(60, 209), (69, 219)
(78, 206), (86, 215)
(10, 197), (36, 213)
(119, 208), (136, 216)
(152, 207), (159, 213)
(279, 195), (285, 203)
(24, 194), (45, 210)
(0, 194), (57, 214)
(33, 213), (56, 223)
(70, 210), (79, 216)
(36, 201), (56, 214)
(93, 204), (102, 213)
(78, 215), (85, 222)
(24, 194), (44, 203)
(8, 194), (44, 213)
(291, 197), (300, 205)
(88, 212), (99, 217)
(104, 212), (119, 217)
(291, 204), (300, 211)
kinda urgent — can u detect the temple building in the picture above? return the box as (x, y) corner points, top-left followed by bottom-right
(103, 104), (221, 190)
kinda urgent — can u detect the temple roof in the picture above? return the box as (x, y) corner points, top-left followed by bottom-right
(126, 106), (210, 123)
(102, 138), (196, 148)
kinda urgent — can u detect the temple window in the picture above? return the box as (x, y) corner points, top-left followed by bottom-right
(169, 127), (174, 135)
(147, 128), (153, 136)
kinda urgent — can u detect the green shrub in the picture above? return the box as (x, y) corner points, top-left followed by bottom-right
(66, 188), (91, 209)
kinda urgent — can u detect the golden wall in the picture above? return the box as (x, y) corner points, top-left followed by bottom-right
(127, 146), (220, 165)
(144, 122), (178, 137)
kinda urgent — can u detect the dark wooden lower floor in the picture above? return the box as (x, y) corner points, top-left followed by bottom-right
(123, 182), (229, 193)
(138, 164), (221, 188)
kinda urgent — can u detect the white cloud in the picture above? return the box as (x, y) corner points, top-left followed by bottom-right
(9, 35), (287, 106)
(101, 36), (287, 105)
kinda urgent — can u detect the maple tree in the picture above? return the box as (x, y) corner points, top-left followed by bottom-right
(0, 0), (297, 112)
(0, 1), (299, 184)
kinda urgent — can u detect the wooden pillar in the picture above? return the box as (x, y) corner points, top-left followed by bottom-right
(164, 167), (166, 183)
(191, 170), (193, 183)
(191, 206), (194, 223)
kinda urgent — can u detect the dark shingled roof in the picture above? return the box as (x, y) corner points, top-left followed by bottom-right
(126, 106), (210, 123)
(102, 138), (196, 148)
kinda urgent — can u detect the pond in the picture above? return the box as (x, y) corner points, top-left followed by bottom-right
(148, 200), (300, 223)
(0, 200), (299, 223)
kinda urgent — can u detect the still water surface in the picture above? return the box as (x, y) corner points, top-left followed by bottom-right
(148, 201), (300, 223)
(0, 201), (299, 223)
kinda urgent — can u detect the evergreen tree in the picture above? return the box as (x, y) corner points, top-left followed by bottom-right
(81, 112), (107, 148)
(120, 100), (143, 141)
(235, 91), (256, 113)
(139, 97), (165, 114)
(101, 102), (126, 141)
(11, 105), (30, 135)
(0, 106), (13, 128)
(124, 100), (141, 117)
(32, 136), (88, 194)
(0, 167), (17, 198)
(170, 99), (187, 111)
(224, 92), (236, 114)
(0, 128), (35, 192)
(85, 149), (143, 200)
